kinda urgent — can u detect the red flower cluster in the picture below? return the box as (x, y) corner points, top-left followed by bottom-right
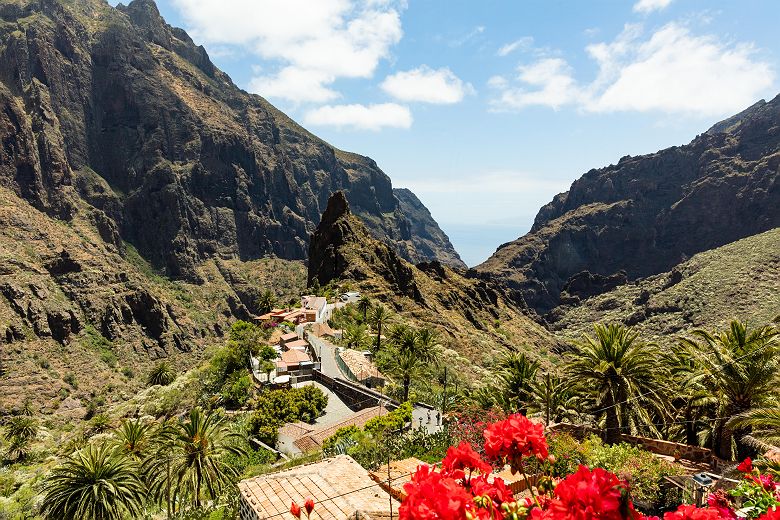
(400, 464), (476, 520)
(483, 414), (549, 469)
(663, 505), (725, 520)
(534, 465), (637, 520)
(441, 442), (492, 479)
(737, 458), (753, 473)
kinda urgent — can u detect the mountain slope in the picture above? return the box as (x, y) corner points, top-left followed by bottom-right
(474, 96), (780, 314)
(546, 228), (780, 343)
(0, 0), (460, 281)
(308, 192), (559, 369)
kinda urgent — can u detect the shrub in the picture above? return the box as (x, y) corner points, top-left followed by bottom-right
(364, 402), (413, 436)
(247, 386), (328, 445)
(63, 372), (78, 389)
(219, 372), (251, 409)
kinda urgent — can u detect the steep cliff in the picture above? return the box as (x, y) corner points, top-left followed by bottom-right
(308, 192), (559, 366)
(475, 96), (780, 314)
(0, 0), (460, 282)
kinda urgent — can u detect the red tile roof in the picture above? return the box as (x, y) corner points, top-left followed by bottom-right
(238, 455), (397, 520)
(293, 406), (388, 453)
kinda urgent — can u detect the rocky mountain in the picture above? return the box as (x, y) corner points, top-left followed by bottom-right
(546, 228), (780, 343)
(0, 0), (460, 283)
(308, 192), (558, 370)
(475, 96), (780, 314)
(393, 188), (466, 269)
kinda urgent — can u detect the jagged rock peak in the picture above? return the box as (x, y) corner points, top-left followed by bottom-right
(319, 191), (351, 229)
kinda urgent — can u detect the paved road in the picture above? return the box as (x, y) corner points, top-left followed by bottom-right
(307, 333), (345, 379)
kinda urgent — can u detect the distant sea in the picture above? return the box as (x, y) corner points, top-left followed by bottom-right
(442, 223), (530, 268)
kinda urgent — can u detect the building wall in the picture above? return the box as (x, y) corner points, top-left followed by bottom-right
(239, 494), (259, 520)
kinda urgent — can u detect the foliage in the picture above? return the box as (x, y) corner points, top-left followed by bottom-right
(218, 371), (251, 409)
(566, 323), (669, 443)
(148, 360), (176, 386)
(41, 442), (145, 520)
(727, 459), (780, 518)
(111, 418), (152, 460)
(247, 386), (328, 445)
(364, 402), (413, 436)
(144, 408), (246, 513)
(680, 320), (779, 460)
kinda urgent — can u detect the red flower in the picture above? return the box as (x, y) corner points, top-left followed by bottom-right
(441, 441), (492, 478)
(737, 458), (753, 473)
(535, 465), (637, 520)
(469, 474), (515, 506)
(663, 504), (725, 520)
(758, 508), (780, 520)
(304, 498), (315, 516)
(400, 464), (475, 520)
(290, 501), (301, 519)
(707, 490), (736, 520)
(483, 414), (549, 469)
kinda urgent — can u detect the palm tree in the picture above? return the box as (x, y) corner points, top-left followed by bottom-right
(527, 372), (581, 426)
(681, 321), (779, 459)
(356, 296), (373, 322)
(497, 352), (539, 415)
(342, 323), (369, 349)
(256, 289), (277, 314)
(148, 361), (176, 387)
(41, 442), (145, 520)
(369, 304), (393, 351)
(566, 323), (669, 444)
(112, 418), (152, 460)
(388, 327), (440, 402)
(147, 408), (245, 512)
(4, 415), (37, 461)
(729, 406), (780, 452)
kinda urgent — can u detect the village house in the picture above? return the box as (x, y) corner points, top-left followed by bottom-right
(238, 455), (398, 520)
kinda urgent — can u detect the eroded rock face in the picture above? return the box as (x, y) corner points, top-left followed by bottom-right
(475, 97), (780, 314)
(0, 0), (460, 281)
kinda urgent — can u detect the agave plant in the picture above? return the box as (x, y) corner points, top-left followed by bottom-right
(147, 361), (176, 387)
(41, 442), (145, 520)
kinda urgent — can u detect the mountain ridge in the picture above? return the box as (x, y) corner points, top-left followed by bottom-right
(0, 0), (462, 282)
(474, 94), (780, 314)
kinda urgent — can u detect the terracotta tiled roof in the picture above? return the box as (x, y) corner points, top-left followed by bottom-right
(281, 350), (311, 365)
(293, 406), (388, 453)
(338, 349), (384, 380)
(285, 339), (310, 350)
(368, 457), (426, 500)
(238, 455), (397, 520)
(281, 332), (299, 342)
(278, 421), (315, 439)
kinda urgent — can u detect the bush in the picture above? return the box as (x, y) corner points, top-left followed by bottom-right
(247, 386), (328, 445)
(219, 372), (251, 409)
(63, 372), (78, 389)
(364, 402), (413, 436)
(547, 434), (684, 507)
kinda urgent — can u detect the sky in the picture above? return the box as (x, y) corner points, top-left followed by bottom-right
(115, 0), (779, 266)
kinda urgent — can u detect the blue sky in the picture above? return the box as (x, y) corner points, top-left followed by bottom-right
(118, 0), (779, 266)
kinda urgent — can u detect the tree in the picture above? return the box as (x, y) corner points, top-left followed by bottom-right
(497, 352), (539, 415)
(148, 361), (176, 387)
(4, 415), (38, 461)
(680, 320), (779, 459)
(112, 419), (152, 460)
(356, 296), (372, 322)
(342, 322), (369, 350)
(729, 406), (780, 452)
(369, 304), (393, 351)
(387, 327), (440, 402)
(41, 443), (145, 520)
(527, 372), (581, 426)
(147, 408), (245, 512)
(566, 323), (668, 444)
(256, 289), (277, 314)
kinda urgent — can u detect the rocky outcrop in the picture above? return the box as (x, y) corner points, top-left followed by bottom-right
(308, 192), (559, 358)
(475, 96), (780, 314)
(0, 0), (460, 282)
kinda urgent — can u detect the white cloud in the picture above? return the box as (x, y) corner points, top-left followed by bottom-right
(303, 103), (412, 130)
(497, 37), (534, 57)
(170, 0), (404, 103)
(380, 66), (473, 104)
(633, 0), (674, 14)
(490, 23), (776, 117)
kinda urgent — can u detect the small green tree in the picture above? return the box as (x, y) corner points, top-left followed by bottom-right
(356, 296), (372, 323)
(256, 290), (277, 314)
(369, 304), (393, 351)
